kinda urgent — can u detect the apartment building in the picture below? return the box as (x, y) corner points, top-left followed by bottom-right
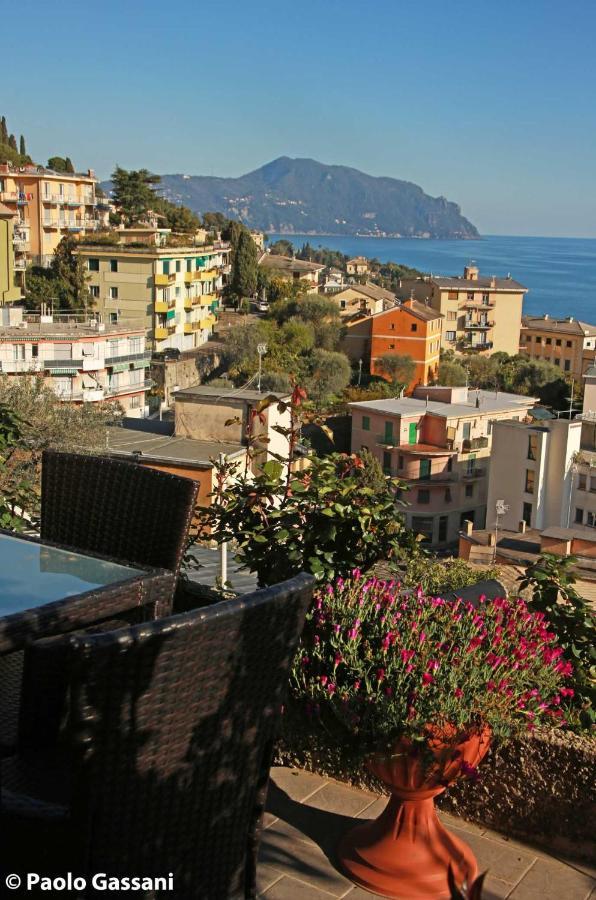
(0, 162), (102, 271)
(342, 299), (442, 391)
(398, 265), (527, 356)
(346, 256), (369, 276)
(0, 203), (22, 305)
(258, 252), (324, 286)
(332, 282), (395, 317)
(77, 242), (230, 351)
(520, 314), (596, 379)
(571, 365), (596, 532)
(350, 385), (537, 546)
(486, 418), (582, 534)
(0, 307), (150, 416)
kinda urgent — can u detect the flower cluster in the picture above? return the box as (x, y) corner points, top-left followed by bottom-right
(290, 572), (573, 753)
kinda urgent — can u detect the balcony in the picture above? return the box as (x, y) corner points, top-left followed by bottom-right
(461, 467), (487, 480)
(462, 436), (489, 452)
(168, 324), (177, 334)
(154, 327), (169, 340)
(408, 474), (457, 487)
(464, 300), (495, 310)
(460, 340), (493, 351)
(104, 351), (151, 366)
(155, 300), (175, 313)
(377, 434), (398, 448)
(0, 359), (43, 374)
(44, 358), (84, 370)
(197, 315), (216, 329)
(155, 273), (176, 286)
(184, 299), (193, 311)
(465, 320), (494, 330)
(82, 388), (105, 402)
(184, 271), (201, 284)
(184, 323), (194, 334)
(197, 268), (218, 281)
(104, 378), (152, 398)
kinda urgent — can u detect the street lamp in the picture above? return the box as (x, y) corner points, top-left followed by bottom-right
(257, 343), (267, 392)
(358, 358), (363, 386)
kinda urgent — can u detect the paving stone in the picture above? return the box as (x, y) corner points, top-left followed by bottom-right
(259, 824), (354, 897)
(269, 766), (327, 803)
(448, 826), (536, 885)
(508, 858), (595, 899)
(256, 863), (284, 894)
(260, 874), (338, 898)
(439, 809), (487, 836)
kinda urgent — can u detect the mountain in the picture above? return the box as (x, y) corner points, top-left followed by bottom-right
(153, 157), (479, 239)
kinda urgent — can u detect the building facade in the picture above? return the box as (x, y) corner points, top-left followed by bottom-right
(399, 265), (527, 356)
(0, 307), (150, 416)
(331, 283), (395, 317)
(341, 299), (442, 391)
(350, 386), (536, 547)
(0, 202), (22, 305)
(346, 257), (369, 276)
(258, 252), (323, 286)
(0, 162), (103, 272)
(520, 315), (596, 380)
(77, 242), (230, 351)
(571, 365), (596, 532)
(486, 418), (582, 534)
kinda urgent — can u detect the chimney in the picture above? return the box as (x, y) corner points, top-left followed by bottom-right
(463, 519), (474, 536)
(488, 532), (496, 547)
(463, 265), (479, 281)
(403, 296), (414, 309)
(518, 520), (527, 534)
(490, 275), (496, 288)
(544, 313), (549, 320)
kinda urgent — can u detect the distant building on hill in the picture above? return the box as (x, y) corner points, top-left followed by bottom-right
(398, 264), (527, 356)
(331, 282), (395, 317)
(520, 314), (596, 380)
(258, 252), (323, 286)
(346, 256), (369, 276)
(349, 385), (537, 547)
(341, 298), (442, 391)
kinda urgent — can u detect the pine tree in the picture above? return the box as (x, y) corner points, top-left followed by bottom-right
(231, 230), (258, 299)
(65, 157), (74, 173)
(0, 117), (7, 145)
(8, 134), (17, 151)
(51, 236), (92, 310)
(19, 135), (26, 156)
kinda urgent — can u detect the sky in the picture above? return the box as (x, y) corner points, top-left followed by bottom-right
(3, 0), (596, 237)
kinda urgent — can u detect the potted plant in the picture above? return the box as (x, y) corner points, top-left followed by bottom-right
(290, 572), (573, 899)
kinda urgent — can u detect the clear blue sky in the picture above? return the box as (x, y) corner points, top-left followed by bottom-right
(4, 0), (596, 237)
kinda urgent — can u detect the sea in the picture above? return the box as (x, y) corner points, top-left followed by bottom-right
(268, 234), (596, 322)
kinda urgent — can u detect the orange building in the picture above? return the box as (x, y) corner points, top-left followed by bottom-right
(341, 298), (442, 391)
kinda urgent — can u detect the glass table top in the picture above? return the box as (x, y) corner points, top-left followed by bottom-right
(0, 533), (145, 618)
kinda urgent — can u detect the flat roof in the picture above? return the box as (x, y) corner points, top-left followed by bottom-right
(349, 391), (536, 418)
(335, 282), (396, 304)
(0, 320), (144, 339)
(175, 385), (290, 403)
(258, 253), (324, 273)
(431, 275), (527, 292)
(106, 427), (245, 467)
(76, 242), (230, 257)
(522, 315), (596, 336)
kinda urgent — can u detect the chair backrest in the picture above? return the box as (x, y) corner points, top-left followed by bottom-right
(66, 573), (315, 899)
(41, 449), (198, 575)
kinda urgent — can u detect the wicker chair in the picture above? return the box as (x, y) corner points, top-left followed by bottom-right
(41, 449), (199, 576)
(1, 573), (315, 899)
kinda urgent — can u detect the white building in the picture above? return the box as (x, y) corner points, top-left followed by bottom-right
(571, 365), (596, 531)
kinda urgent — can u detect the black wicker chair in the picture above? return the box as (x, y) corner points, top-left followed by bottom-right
(40, 449), (199, 576)
(1, 573), (315, 899)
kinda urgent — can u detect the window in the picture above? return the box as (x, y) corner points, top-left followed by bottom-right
(398, 454), (404, 469)
(340, 300), (346, 309)
(566, 340), (572, 348)
(554, 358), (560, 366)
(383, 451), (392, 474)
(411, 516), (433, 542)
(575, 508), (584, 524)
(447, 457), (453, 472)
(109, 312), (119, 323)
(447, 311), (457, 321)
(52, 343), (73, 360)
(362, 415), (370, 431)
(417, 489), (430, 504)
(109, 287), (118, 300)
(578, 474), (587, 491)
(88, 258), (99, 271)
(465, 484), (474, 498)
(438, 515), (448, 542)
(129, 395), (142, 409)
(482, 293), (490, 304)
(564, 360), (571, 372)
(528, 434), (538, 460)
(129, 336), (142, 354)
(110, 259), (118, 272)
(360, 445), (368, 452)
(446, 331), (456, 342)
(163, 261), (170, 274)
(535, 336), (541, 343)
(31, 344), (38, 358)
(555, 339), (561, 346)
(175, 260), (181, 273)
(419, 459), (431, 480)
(467, 292), (474, 300)
(389, 343), (395, 349)
(186, 259), (193, 272)
(448, 291), (458, 300)
(390, 323), (395, 330)
(525, 469), (535, 494)
(444, 488), (452, 503)
(522, 502), (533, 526)
(460, 510), (475, 528)
(463, 422), (471, 440)
(545, 337), (552, 345)
(13, 344), (25, 361)
(586, 511), (596, 527)
(90, 285), (99, 298)
(411, 323), (417, 332)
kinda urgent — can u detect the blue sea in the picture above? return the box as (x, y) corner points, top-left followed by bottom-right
(269, 234), (596, 322)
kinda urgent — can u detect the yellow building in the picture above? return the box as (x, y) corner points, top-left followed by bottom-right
(399, 265), (527, 356)
(346, 256), (369, 276)
(0, 202), (22, 304)
(331, 282), (395, 317)
(76, 241), (231, 351)
(0, 162), (103, 273)
(520, 315), (596, 380)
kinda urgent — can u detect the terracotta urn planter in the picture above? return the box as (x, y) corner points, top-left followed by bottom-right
(338, 727), (491, 900)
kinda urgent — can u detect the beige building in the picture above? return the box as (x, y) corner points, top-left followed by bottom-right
(0, 202), (22, 305)
(486, 417), (582, 533)
(520, 314), (596, 379)
(350, 385), (536, 547)
(174, 385), (291, 472)
(331, 282), (395, 317)
(77, 241), (230, 352)
(399, 265), (527, 356)
(258, 252), (324, 286)
(346, 256), (369, 276)
(0, 162), (102, 272)
(571, 365), (596, 532)
(0, 307), (150, 416)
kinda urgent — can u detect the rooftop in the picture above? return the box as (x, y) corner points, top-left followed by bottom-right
(76, 241), (230, 257)
(522, 315), (596, 337)
(430, 274), (527, 292)
(335, 282), (396, 304)
(106, 426), (245, 468)
(350, 389), (536, 419)
(174, 385), (290, 403)
(0, 318), (144, 340)
(258, 253), (324, 274)
(0, 162), (96, 181)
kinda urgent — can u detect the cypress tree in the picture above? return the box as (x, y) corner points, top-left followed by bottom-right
(8, 134), (17, 151)
(65, 157), (75, 173)
(231, 230), (258, 299)
(19, 135), (26, 156)
(0, 117), (7, 145)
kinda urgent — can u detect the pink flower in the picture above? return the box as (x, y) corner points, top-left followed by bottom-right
(326, 683), (336, 695)
(454, 688), (463, 699)
(385, 686), (393, 697)
(377, 668), (385, 682)
(320, 675), (328, 687)
(559, 687), (575, 698)
(427, 659), (440, 672)
(422, 673), (434, 686)
(400, 649), (415, 664)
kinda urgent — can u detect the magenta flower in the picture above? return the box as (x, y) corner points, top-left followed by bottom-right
(421, 673), (434, 686)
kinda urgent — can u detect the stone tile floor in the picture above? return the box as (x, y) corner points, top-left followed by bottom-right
(258, 766), (595, 899)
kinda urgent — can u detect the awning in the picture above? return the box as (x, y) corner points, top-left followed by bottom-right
(132, 359), (150, 369)
(49, 368), (78, 376)
(109, 362), (129, 373)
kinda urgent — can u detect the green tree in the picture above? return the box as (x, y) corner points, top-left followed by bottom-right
(111, 166), (161, 225)
(376, 353), (416, 388)
(0, 117), (7, 145)
(50, 236), (91, 310)
(152, 197), (200, 232)
(305, 349), (351, 403)
(202, 211), (229, 230)
(8, 134), (17, 151)
(268, 239), (294, 256)
(23, 266), (58, 311)
(65, 157), (75, 173)
(19, 135), (26, 156)
(230, 229), (258, 299)
(438, 359), (467, 386)
(48, 156), (68, 172)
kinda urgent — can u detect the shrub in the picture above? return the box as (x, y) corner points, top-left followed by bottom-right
(397, 556), (501, 595)
(290, 573), (572, 756)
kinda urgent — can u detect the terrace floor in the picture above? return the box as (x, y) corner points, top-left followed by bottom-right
(259, 767), (595, 899)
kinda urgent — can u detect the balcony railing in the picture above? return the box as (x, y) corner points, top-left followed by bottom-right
(104, 351), (151, 366)
(44, 358), (84, 370)
(462, 436), (489, 451)
(155, 273), (177, 286)
(377, 434), (398, 447)
(461, 467), (487, 480)
(103, 378), (152, 397)
(460, 340), (493, 351)
(465, 320), (494, 330)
